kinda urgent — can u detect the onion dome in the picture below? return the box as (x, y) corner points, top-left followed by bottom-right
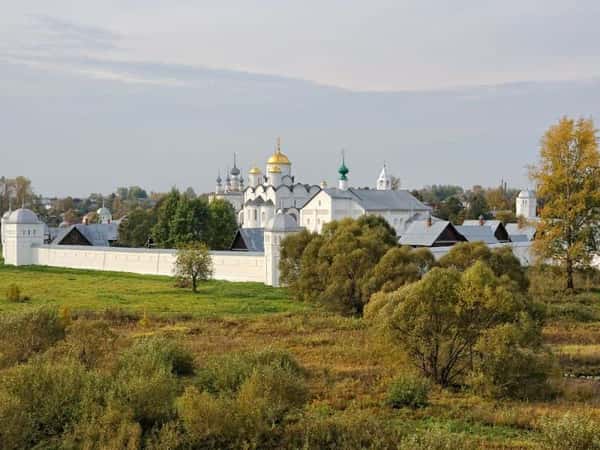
(7, 208), (41, 224)
(230, 166), (241, 176)
(216, 173), (222, 183)
(338, 161), (349, 181)
(267, 138), (291, 165)
(249, 167), (262, 175)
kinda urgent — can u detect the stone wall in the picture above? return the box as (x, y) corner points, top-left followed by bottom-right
(32, 245), (266, 283)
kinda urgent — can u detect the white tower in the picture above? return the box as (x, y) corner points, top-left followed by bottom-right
(215, 172), (224, 194)
(3, 208), (45, 266)
(377, 163), (392, 190)
(264, 211), (301, 287)
(338, 152), (349, 190)
(248, 167), (262, 188)
(516, 189), (537, 220)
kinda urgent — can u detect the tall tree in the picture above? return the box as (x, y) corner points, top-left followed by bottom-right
(206, 199), (238, 250)
(169, 197), (210, 246)
(530, 117), (600, 290)
(152, 189), (181, 248)
(117, 209), (157, 247)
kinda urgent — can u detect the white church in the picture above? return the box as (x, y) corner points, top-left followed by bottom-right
(211, 139), (431, 235)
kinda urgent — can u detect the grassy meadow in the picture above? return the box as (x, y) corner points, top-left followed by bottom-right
(2, 263), (600, 448)
(0, 264), (308, 317)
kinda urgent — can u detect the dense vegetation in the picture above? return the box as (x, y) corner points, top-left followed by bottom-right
(2, 252), (600, 448)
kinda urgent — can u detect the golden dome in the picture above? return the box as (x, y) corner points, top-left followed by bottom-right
(268, 165), (282, 173)
(267, 137), (291, 165)
(249, 167), (262, 175)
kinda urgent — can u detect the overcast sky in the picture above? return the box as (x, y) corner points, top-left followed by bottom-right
(2, 1), (600, 196)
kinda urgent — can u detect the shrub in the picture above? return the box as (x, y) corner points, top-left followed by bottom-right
(112, 337), (193, 429)
(120, 336), (195, 376)
(0, 359), (90, 449)
(385, 374), (430, 409)
(539, 414), (600, 450)
(61, 403), (142, 450)
(62, 320), (117, 369)
(471, 320), (555, 400)
(0, 308), (66, 367)
(195, 348), (303, 394)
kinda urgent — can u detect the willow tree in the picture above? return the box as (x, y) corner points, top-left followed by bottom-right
(531, 117), (600, 290)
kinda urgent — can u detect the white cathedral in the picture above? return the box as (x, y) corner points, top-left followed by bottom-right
(210, 140), (431, 236)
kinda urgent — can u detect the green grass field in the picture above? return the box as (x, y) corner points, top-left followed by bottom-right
(0, 264), (310, 317)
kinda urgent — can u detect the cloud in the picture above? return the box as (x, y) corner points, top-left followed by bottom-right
(26, 14), (119, 52)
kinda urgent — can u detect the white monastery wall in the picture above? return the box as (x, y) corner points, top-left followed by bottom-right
(31, 245), (266, 283)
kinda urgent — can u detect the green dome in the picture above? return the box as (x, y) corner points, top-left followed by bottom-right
(338, 161), (349, 181)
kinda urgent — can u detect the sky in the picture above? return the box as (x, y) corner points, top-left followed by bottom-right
(2, 1), (600, 196)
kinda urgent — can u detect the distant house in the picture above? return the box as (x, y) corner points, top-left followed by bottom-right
(462, 219), (511, 243)
(230, 228), (265, 252)
(399, 220), (467, 247)
(455, 225), (500, 244)
(51, 223), (119, 247)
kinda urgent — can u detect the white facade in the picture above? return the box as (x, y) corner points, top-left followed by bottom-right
(1, 209), (45, 265)
(516, 189), (537, 220)
(300, 188), (431, 236)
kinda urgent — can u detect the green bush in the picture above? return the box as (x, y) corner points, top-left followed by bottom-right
(539, 414), (600, 450)
(120, 336), (195, 376)
(0, 359), (91, 449)
(385, 374), (430, 409)
(0, 308), (66, 367)
(62, 320), (117, 369)
(195, 348), (304, 394)
(112, 338), (190, 429)
(472, 320), (555, 400)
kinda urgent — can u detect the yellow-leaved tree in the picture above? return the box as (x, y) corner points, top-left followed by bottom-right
(530, 117), (600, 290)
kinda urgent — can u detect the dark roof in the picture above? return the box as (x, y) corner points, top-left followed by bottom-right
(51, 223), (119, 247)
(230, 228), (265, 252)
(320, 188), (430, 212)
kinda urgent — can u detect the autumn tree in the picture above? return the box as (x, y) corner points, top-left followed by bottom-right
(530, 117), (600, 290)
(365, 262), (544, 388)
(280, 216), (398, 315)
(175, 242), (214, 292)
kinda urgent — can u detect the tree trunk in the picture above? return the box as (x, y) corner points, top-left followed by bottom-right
(566, 257), (574, 291)
(192, 276), (197, 293)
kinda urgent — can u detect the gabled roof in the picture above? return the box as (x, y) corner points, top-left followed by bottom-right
(506, 223), (537, 241)
(399, 220), (465, 247)
(318, 188), (430, 212)
(462, 219), (503, 234)
(455, 225), (500, 244)
(231, 228), (265, 252)
(51, 223), (119, 247)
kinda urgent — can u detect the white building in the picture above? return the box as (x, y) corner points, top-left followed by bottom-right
(210, 154), (245, 215)
(1, 208), (45, 265)
(516, 189), (537, 220)
(240, 139), (321, 228)
(300, 158), (430, 235)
